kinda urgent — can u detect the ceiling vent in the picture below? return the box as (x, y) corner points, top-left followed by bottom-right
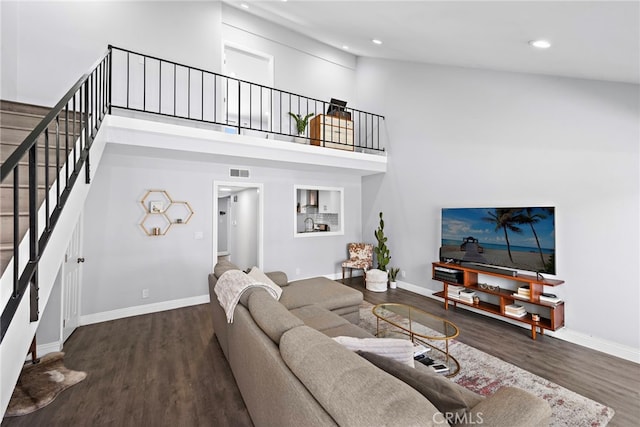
(229, 168), (250, 178)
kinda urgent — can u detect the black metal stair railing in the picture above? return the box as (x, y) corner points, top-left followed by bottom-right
(109, 45), (385, 152)
(0, 49), (111, 342)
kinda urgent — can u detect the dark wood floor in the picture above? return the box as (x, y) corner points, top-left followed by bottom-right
(3, 277), (639, 426)
(1, 303), (253, 427)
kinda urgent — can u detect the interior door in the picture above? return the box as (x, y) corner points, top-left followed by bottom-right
(223, 44), (274, 130)
(62, 215), (83, 342)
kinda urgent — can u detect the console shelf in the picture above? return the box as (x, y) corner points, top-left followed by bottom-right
(432, 262), (565, 339)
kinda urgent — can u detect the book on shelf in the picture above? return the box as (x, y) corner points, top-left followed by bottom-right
(512, 293), (529, 300)
(505, 304), (526, 316)
(505, 311), (528, 318)
(517, 285), (530, 297)
(539, 295), (563, 304)
(447, 285), (465, 300)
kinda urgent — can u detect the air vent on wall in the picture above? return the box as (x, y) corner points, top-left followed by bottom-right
(229, 168), (250, 178)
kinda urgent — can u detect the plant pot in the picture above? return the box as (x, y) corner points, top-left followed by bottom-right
(294, 133), (307, 144)
(389, 281), (397, 289)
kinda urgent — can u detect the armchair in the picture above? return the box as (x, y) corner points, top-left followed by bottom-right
(341, 243), (373, 280)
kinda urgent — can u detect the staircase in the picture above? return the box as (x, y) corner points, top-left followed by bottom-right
(0, 101), (79, 275)
(1, 48), (111, 418)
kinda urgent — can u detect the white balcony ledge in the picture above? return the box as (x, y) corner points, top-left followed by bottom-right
(102, 114), (387, 176)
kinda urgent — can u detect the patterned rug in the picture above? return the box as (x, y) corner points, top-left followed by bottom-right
(358, 302), (614, 427)
(5, 351), (86, 417)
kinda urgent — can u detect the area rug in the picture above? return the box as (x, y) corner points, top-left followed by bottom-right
(358, 302), (614, 427)
(5, 351), (86, 417)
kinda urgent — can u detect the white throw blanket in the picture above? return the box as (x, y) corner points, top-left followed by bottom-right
(214, 269), (282, 323)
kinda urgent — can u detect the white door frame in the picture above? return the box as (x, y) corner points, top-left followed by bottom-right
(213, 181), (264, 271)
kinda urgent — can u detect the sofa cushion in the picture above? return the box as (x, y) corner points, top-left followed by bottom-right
(248, 266), (282, 291)
(265, 271), (289, 287)
(279, 277), (362, 312)
(248, 289), (304, 345)
(332, 336), (415, 367)
(321, 323), (376, 339)
(357, 350), (483, 416)
(214, 260), (241, 278)
(289, 304), (350, 331)
(280, 326), (440, 426)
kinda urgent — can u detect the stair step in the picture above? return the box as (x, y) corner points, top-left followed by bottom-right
(0, 126), (82, 150)
(0, 186), (48, 212)
(1, 143), (72, 163)
(0, 212), (29, 245)
(2, 162), (71, 186)
(1, 247), (12, 276)
(0, 100), (52, 116)
(0, 109), (83, 129)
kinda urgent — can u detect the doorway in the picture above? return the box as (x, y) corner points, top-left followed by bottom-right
(213, 181), (264, 271)
(62, 213), (83, 342)
(222, 42), (274, 130)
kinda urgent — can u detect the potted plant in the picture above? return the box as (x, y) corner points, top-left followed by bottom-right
(388, 267), (400, 289)
(374, 211), (391, 272)
(288, 112), (314, 142)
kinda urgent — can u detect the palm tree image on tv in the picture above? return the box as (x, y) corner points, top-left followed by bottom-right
(441, 207), (556, 274)
(482, 208), (523, 263)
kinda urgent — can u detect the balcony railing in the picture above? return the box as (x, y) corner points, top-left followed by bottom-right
(109, 46), (385, 152)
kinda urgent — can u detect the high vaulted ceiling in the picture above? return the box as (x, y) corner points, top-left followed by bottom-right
(224, 0), (640, 84)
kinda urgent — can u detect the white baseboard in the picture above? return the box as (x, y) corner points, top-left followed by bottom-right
(80, 294), (210, 326)
(396, 281), (640, 364)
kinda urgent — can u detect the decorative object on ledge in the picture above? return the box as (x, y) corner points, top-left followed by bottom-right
(288, 112), (314, 142)
(139, 190), (194, 236)
(310, 114), (354, 151)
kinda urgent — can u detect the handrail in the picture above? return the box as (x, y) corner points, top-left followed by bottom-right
(109, 45), (385, 152)
(0, 48), (111, 342)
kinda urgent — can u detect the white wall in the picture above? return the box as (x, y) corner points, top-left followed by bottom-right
(1, 1), (223, 106)
(80, 144), (362, 317)
(357, 57), (640, 351)
(221, 3), (357, 102)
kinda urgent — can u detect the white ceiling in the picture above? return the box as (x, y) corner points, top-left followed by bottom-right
(224, 0), (640, 84)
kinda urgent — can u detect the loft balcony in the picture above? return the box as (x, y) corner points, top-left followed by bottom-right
(106, 46), (387, 176)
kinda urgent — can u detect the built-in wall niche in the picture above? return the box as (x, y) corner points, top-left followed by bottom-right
(294, 185), (344, 237)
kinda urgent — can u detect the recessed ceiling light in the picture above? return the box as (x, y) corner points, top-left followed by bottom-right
(372, 39), (383, 45)
(342, 45), (349, 50)
(240, 3), (249, 9)
(529, 39), (551, 49)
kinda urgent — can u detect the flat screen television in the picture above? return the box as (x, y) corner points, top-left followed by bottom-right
(440, 207), (556, 274)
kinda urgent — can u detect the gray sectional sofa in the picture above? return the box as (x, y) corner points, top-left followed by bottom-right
(208, 261), (552, 427)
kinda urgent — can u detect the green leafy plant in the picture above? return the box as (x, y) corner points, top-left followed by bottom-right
(288, 112), (314, 135)
(374, 211), (391, 271)
(388, 267), (400, 282)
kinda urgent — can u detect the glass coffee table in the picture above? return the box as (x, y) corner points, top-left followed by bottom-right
(372, 303), (460, 377)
